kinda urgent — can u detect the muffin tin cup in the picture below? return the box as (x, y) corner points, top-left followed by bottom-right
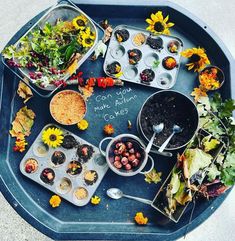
(19, 124), (108, 206)
(103, 24), (183, 89)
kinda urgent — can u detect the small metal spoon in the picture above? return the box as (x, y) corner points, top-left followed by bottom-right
(145, 123), (164, 154)
(107, 188), (152, 205)
(158, 124), (183, 153)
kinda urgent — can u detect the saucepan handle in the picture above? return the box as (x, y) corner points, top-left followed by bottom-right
(139, 155), (154, 175)
(99, 137), (113, 156)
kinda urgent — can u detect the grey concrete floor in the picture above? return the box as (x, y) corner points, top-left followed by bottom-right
(0, 0), (235, 241)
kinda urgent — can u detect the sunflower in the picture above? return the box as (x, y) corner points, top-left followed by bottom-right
(85, 27), (96, 40)
(81, 34), (94, 48)
(146, 11), (174, 35)
(181, 47), (210, 72)
(42, 127), (64, 148)
(72, 15), (88, 30)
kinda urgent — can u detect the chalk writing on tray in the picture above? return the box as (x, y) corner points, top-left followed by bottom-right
(93, 87), (137, 121)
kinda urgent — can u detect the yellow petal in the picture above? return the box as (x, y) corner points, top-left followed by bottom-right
(167, 22), (175, 27)
(146, 18), (153, 24)
(151, 13), (158, 22)
(156, 11), (164, 21)
(164, 15), (169, 23)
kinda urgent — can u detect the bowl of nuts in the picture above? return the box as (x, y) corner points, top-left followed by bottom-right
(99, 134), (154, 176)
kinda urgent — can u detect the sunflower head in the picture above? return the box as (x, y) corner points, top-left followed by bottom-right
(85, 27), (96, 40)
(146, 11), (174, 35)
(81, 34), (94, 48)
(181, 47), (210, 72)
(72, 15), (88, 30)
(42, 127), (64, 148)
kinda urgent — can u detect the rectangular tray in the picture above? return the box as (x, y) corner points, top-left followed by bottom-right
(11, 2), (99, 92)
(19, 124), (108, 206)
(104, 24), (183, 89)
(152, 129), (226, 222)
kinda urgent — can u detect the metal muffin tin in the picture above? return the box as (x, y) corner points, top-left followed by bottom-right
(103, 25), (183, 89)
(19, 124), (108, 206)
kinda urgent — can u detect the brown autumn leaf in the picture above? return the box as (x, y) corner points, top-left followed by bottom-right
(9, 106), (36, 139)
(17, 79), (33, 103)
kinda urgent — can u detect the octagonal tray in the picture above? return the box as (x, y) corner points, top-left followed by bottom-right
(0, 0), (234, 240)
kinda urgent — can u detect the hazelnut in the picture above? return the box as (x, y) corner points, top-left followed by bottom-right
(129, 148), (135, 154)
(126, 142), (133, 149)
(125, 163), (132, 170)
(114, 149), (119, 155)
(113, 161), (122, 169)
(128, 154), (136, 162)
(135, 152), (141, 159)
(114, 156), (121, 162)
(121, 157), (128, 165)
(132, 159), (140, 167)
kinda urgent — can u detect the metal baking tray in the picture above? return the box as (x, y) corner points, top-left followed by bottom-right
(104, 25), (183, 89)
(19, 124), (108, 206)
(1, 0), (99, 97)
(0, 0), (234, 240)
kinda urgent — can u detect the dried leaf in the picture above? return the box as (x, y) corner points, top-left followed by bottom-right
(144, 168), (162, 184)
(10, 106), (36, 139)
(17, 79), (33, 103)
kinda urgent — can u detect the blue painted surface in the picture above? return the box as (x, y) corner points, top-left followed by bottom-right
(0, 1), (234, 240)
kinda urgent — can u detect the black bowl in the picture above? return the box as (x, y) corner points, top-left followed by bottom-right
(138, 90), (199, 150)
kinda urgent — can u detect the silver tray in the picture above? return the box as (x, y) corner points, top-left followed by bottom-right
(13, 2), (98, 91)
(19, 124), (108, 206)
(103, 24), (183, 89)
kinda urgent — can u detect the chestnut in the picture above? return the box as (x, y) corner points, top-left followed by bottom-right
(126, 142), (133, 149)
(125, 163), (132, 170)
(135, 152), (141, 159)
(132, 159), (140, 167)
(121, 157), (128, 165)
(113, 161), (122, 169)
(117, 143), (126, 154)
(129, 148), (135, 154)
(114, 156), (121, 162)
(128, 154), (136, 162)
(123, 152), (130, 157)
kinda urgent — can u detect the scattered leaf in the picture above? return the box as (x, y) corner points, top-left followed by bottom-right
(144, 168), (162, 184)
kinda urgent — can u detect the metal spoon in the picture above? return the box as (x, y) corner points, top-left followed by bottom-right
(145, 123), (164, 154)
(158, 124), (183, 153)
(107, 188), (152, 205)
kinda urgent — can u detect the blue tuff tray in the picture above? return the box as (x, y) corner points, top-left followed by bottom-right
(0, 0), (234, 240)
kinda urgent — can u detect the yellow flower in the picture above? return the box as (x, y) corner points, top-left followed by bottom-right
(42, 127), (64, 148)
(85, 27), (96, 40)
(134, 212), (148, 225)
(91, 195), (101, 205)
(77, 119), (89, 130)
(181, 47), (210, 72)
(13, 138), (28, 152)
(72, 15), (88, 30)
(49, 195), (61, 208)
(146, 11), (174, 35)
(191, 86), (208, 102)
(81, 34), (94, 48)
